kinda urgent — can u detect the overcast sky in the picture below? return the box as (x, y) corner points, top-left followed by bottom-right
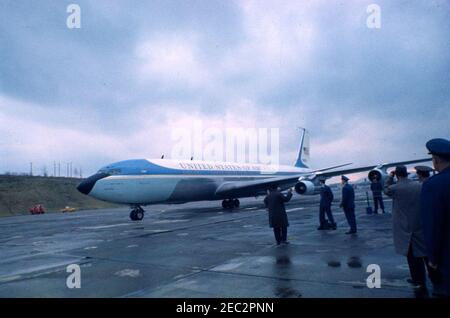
(1, 0), (449, 177)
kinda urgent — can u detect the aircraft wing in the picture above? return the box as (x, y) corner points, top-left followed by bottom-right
(310, 163), (353, 173)
(316, 157), (432, 179)
(215, 157), (431, 198)
(215, 163), (354, 197)
(215, 175), (301, 198)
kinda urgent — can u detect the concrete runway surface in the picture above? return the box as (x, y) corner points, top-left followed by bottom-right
(0, 186), (422, 298)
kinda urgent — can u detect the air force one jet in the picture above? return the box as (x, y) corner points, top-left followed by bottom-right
(77, 129), (430, 221)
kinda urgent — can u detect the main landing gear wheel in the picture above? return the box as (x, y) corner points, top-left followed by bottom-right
(129, 206), (145, 221)
(222, 199), (240, 209)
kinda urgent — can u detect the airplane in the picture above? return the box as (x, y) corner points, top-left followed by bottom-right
(77, 129), (431, 221)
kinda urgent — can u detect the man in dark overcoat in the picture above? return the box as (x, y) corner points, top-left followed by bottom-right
(264, 185), (293, 245)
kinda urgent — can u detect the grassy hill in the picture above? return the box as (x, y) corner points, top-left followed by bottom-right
(0, 175), (120, 217)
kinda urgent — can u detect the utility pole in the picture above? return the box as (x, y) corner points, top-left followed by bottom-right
(58, 162), (61, 177)
(53, 161), (56, 177)
(30, 162), (33, 176)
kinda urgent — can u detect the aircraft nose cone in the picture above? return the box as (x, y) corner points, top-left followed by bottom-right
(77, 173), (109, 195)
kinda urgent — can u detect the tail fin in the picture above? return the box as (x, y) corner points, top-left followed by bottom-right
(294, 128), (310, 168)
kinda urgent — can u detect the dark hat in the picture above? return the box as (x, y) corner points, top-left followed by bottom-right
(341, 175), (349, 182)
(414, 165), (433, 173)
(395, 165), (408, 177)
(415, 165), (432, 178)
(318, 176), (327, 182)
(426, 138), (450, 157)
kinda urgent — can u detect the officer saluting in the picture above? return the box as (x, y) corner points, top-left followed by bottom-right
(421, 138), (450, 297)
(264, 185), (293, 245)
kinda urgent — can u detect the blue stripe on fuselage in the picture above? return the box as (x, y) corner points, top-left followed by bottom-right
(99, 159), (300, 177)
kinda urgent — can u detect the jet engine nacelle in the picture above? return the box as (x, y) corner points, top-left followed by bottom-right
(368, 168), (388, 182)
(295, 181), (321, 195)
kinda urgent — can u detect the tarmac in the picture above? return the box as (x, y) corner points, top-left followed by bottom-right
(0, 184), (425, 298)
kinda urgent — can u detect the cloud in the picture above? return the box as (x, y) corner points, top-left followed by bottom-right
(214, 0), (318, 94)
(0, 96), (127, 174)
(135, 34), (211, 88)
(0, 0), (448, 177)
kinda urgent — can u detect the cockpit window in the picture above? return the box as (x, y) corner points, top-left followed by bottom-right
(97, 167), (122, 175)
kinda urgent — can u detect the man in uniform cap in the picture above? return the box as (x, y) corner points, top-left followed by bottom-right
(415, 165), (433, 183)
(385, 165), (429, 291)
(340, 175), (357, 234)
(317, 177), (336, 230)
(421, 138), (450, 297)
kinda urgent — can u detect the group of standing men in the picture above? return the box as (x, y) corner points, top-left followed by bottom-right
(264, 173), (358, 246)
(263, 138), (449, 297)
(384, 138), (450, 297)
(317, 175), (357, 234)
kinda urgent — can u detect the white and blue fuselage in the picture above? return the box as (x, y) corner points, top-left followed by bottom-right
(78, 159), (311, 205)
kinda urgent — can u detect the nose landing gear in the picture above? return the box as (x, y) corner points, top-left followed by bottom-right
(222, 199), (240, 210)
(130, 206), (145, 221)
